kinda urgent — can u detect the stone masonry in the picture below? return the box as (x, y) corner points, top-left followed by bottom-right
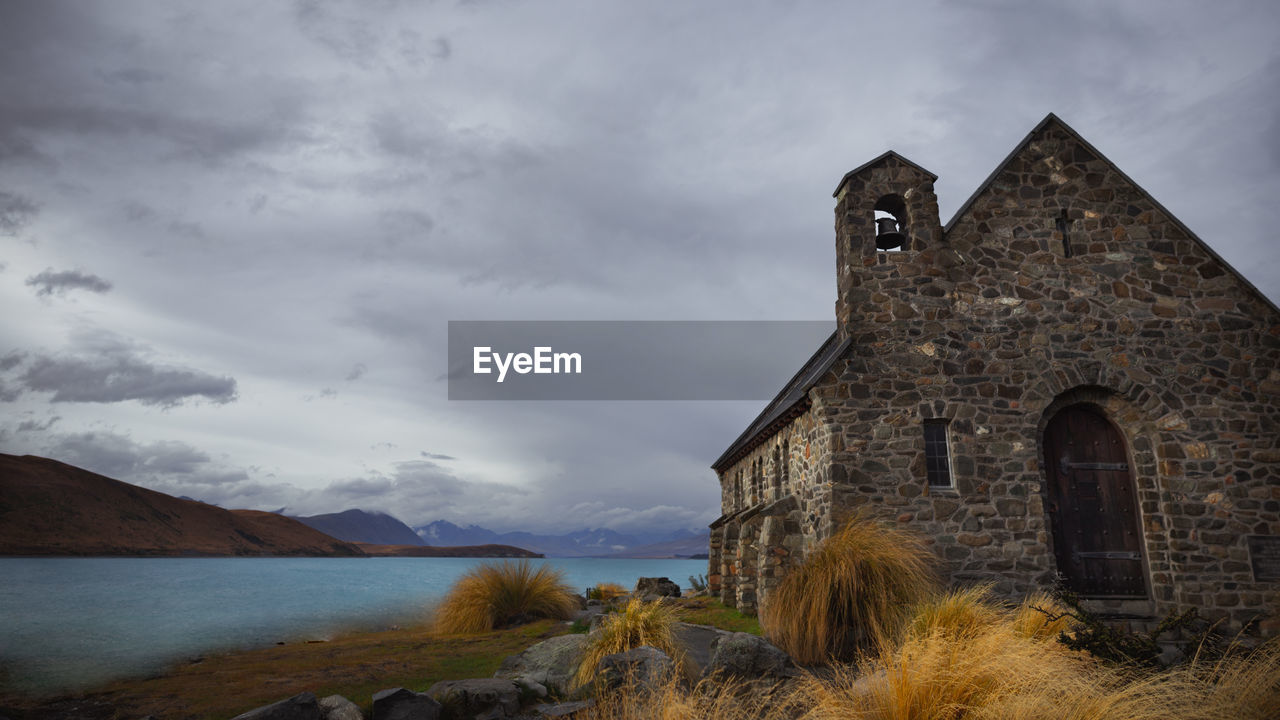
(709, 114), (1280, 635)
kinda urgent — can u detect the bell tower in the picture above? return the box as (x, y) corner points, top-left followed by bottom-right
(832, 151), (943, 338)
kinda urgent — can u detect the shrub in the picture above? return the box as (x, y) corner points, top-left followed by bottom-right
(579, 673), (790, 720)
(760, 513), (937, 663)
(1010, 590), (1077, 642)
(587, 582), (628, 603)
(1193, 639), (1280, 720)
(574, 597), (687, 690)
(432, 560), (577, 635)
(902, 584), (1005, 641)
(688, 574), (708, 594)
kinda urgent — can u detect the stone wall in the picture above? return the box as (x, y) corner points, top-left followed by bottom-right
(710, 401), (834, 614)
(712, 118), (1280, 634)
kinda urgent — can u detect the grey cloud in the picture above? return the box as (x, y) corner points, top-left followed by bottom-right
(15, 415), (60, 433)
(0, 191), (39, 236)
(45, 431), (218, 479)
(26, 268), (113, 297)
(421, 451), (455, 461)
(4, 333), (236, 407)
(345, 363), (367, 381)
(38, 431), (256, 505)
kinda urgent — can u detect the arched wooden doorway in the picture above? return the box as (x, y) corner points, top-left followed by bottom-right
(1043, 405), (1146, 596)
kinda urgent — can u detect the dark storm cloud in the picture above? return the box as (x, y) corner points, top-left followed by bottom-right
(3, 333), (236, 407)
(0, 191), (39, 236)
(25, 268), (113, 297)
(45, 431), (223, 479)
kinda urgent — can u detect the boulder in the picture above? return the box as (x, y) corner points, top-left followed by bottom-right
(318, 695), (363, 720)
(704, 632), (796, 679)
(231, 692), (321, 720)
(672, 622), (732, 676)
(594, 646), (673, 691)
(372, 687), (441, 720)
(426, 678), (521, 720)
(493, 633), (589, 697)
(633, 577), (680, 599)
(571, 606), (605, 628)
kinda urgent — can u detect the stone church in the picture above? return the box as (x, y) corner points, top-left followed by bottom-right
(709, 114), (1280, 633)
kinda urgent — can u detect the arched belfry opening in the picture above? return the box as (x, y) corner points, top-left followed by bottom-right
(873, 194), (909, 251)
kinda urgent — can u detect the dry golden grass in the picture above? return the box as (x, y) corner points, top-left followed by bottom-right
(432, 560), (577, 635)
(1010, 589), (1078, 641)
(1193, 639), (1280, 720)
(761, 513), (938, 664)
(574, 597), (688, 690)
(590, 582), (628, 602)
(903, 584), (1006, 641)
(580, 673), (798, 720)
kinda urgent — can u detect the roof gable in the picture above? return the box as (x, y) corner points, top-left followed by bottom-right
(944, 113), (1279, 315)
(833, 150), (937, 198)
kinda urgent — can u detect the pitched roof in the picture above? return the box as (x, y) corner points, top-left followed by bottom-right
(943, 113), (1279, 315)
(833, 150), (937, 198)
(711, 331), (850, 471)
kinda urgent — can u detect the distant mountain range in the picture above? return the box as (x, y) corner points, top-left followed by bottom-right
(415, 520), (709, 558)
(294, 509), (426, 546)
(0, 452), (708, 559)
(0, 455), (539, 559)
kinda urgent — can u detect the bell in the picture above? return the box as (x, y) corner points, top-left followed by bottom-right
(875, 216), (906, 250)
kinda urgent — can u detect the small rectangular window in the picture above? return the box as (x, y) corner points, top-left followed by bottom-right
(924, 419), (953, 488)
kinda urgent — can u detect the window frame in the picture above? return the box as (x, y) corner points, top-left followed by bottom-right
(923, 419), (954, 489)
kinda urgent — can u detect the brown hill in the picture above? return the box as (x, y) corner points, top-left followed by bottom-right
(0, 454), (364, 557)
(356, 542), (544, 558)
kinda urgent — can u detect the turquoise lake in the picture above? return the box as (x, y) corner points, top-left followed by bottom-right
(0, 556), (708, 694)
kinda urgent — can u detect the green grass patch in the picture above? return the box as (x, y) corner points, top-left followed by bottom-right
(0, 619), (570, 720)
(677, 598), (763, 635)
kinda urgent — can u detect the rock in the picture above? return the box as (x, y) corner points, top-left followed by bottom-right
(530, 700), (594, 718)
(594, 646), (674, 691)
(372, 687), (441, 720)
(426, 678), (521, 720)
(571, 606), (605, 628)
(494, 633), (589, 698)
(633, 577), (680, 599)
(704, 632), (795, 679)
(318, 695), (363, 720)
(672, 622), (732, 676)
(231, 692), (321, 720)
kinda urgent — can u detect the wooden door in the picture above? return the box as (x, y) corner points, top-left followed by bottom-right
(1044, 406), (1146, 596)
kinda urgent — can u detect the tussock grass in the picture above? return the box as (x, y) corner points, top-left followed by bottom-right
(589, 582), (628, 602)
(1194, 640), (1280, 720)
(580, 673), (790, 720)
(432, 560), (577, 635)
(574, 597), (687, 690)
(1011, 590), (1077, 641)
(903, 584), (1005, 641)
(761, 513), (938, 664)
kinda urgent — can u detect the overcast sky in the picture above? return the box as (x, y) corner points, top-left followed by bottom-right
(1, 1), (1277, 536)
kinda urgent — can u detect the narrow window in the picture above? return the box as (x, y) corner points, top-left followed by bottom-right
(1056, 209), (1072, 258)
(924, 419), (953, 488)
(782, 438), (790, 491)
(771, 446), (781, 499)
(734, 469), (743, 509)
